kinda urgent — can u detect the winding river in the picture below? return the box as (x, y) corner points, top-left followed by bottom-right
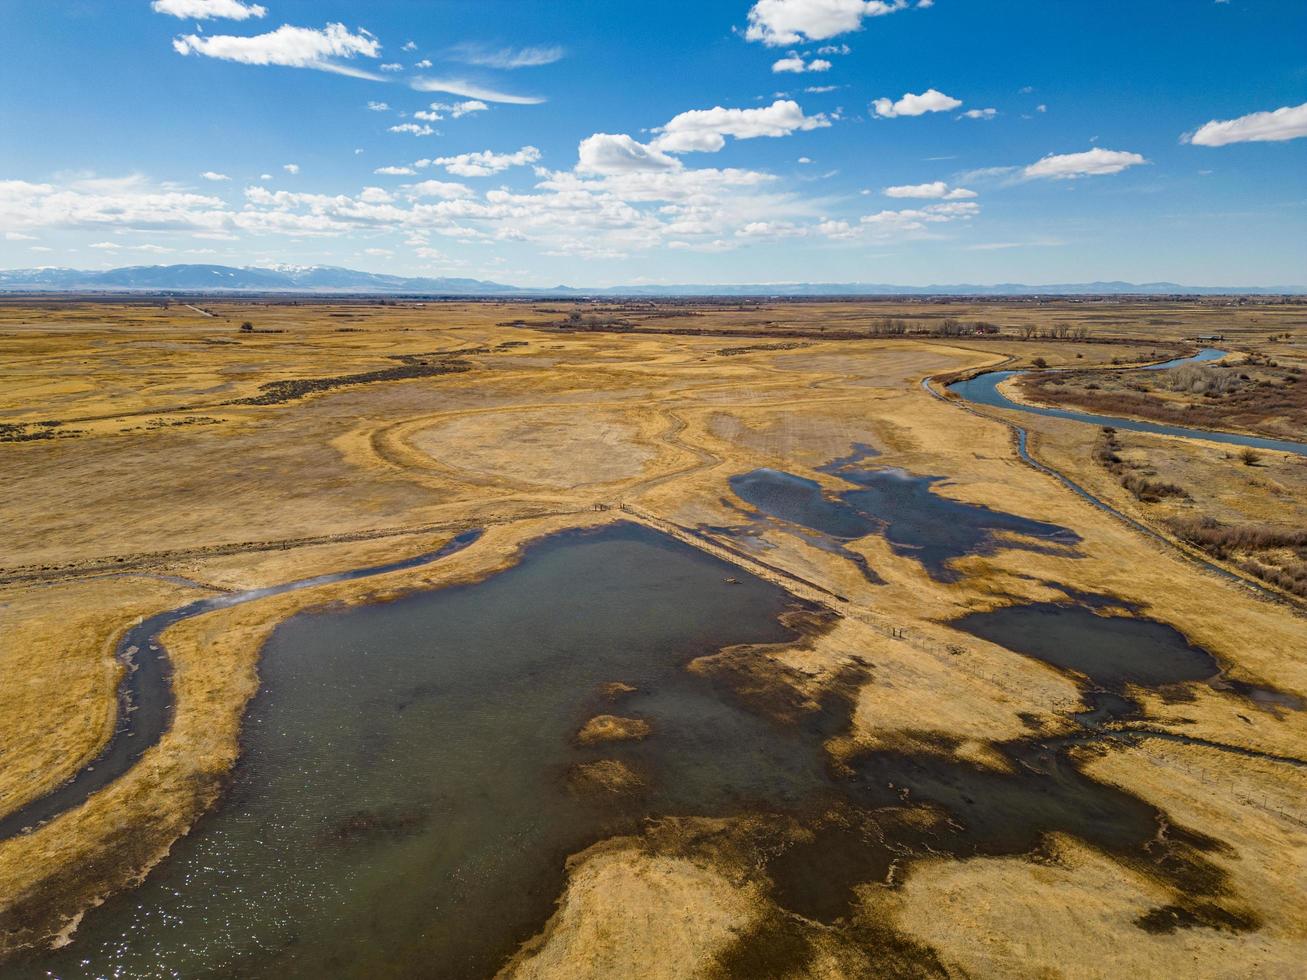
(947, 348), (1307, 457)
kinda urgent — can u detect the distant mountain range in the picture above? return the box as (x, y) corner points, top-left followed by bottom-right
(0, 264), (1301, 297)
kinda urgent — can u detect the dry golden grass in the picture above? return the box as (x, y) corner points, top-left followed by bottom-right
(2, 298), (1305, 973)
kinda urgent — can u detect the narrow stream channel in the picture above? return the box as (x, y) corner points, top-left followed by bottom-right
(0, 530), (485, 842)
(947, 349), (1307, 457)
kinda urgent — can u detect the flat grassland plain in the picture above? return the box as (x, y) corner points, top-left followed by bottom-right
(1, 298), (1305, 977)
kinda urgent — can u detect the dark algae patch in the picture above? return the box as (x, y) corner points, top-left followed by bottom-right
(728, 444), (1079, 582)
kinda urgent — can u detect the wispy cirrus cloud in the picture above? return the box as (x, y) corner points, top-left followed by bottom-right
(448, 44), (565, 69)
(410, 77), (544, 105)
(172, 23), (383, 79)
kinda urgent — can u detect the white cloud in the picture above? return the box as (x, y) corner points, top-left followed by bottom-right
(403, 41), (418, 52)
(960, 107), (997, 120)
(407, 180), (475, 199)
(427, 146), (542, 177)
(172, 22), (382, 79)
(576, 134), (683, 175)
(804, 84), (839, 94)
(380, 62), (404, 72)
(259, 173), (274, 181)
(151, 0), (266, 20)
(449, 44), (565, 69)
(358, 186), (393, 203)
(0, 177), (230, 235)
(200, 171), (231, 181)
(89, 241), (122, 250)
(816, 43), (851, 55)
(411, 77), (544, 105)
(651, 99), (830, 154)
(415, 59), (433, 69)
(367, 101), (391, 112)
(283, 163), (300, 174)
(772, 53), (831, 73)
(872, 88), (961, 117)
(1023, 147), (1146, 179)
(1186, 101), (1307, 147)
(5, 231), (37, 241)
(416, 100), (490, 122)
(390, 123), (436, 136)
(857, 200), (978, 236)
(883, 181), (976, 199)
(375, 166), (417, 176)
(745, 0), (909, 46)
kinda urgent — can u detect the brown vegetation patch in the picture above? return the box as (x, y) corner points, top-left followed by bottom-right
(1021, 357), (1307, 440)
(567, 760), (645, 797)
(575, 715), (651, 745)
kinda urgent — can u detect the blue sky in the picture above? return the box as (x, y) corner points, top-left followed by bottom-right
(2, 0), (1305, 286)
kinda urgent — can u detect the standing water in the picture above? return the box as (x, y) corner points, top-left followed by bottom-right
(27, 523), (826, 979)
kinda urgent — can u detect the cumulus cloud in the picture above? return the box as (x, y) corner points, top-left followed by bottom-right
(872, 88), (961, 118)
(772, 53), (832, 73)
(960, 107), (997, 120)
(410, 77), (544, 105)
(1186, 101), (1307, 146)
(575, 135), (681, 175)
(390, 123), (435, 137)
(883, 181), (976, 199)
(745, 0), (909, 46)
(406, 180), (475, 199)
(375, 166), (417, 176)
(415, 100), (490, 122)
(367, 101), (391, 112)
(651, 99), (830, 154)
(151, 0), (266, 20)
(201, 171), (231, 181)
(424, 146), (543, 177)
(449, 44), (565, 69)
(283, 163), (300, 174)
(1023, 148), (1146, 179)
(0, 177), (230, 235)
(172, 22), (383, 79)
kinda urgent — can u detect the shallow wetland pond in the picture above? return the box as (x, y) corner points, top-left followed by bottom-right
(26, 514), (1282, 977)
(29, 523), (822, 978)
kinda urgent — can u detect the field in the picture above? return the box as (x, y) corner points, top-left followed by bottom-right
(1, 297), (1305, 977)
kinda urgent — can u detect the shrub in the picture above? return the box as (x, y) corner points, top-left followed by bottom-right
(1240, 448), (1261, 466)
